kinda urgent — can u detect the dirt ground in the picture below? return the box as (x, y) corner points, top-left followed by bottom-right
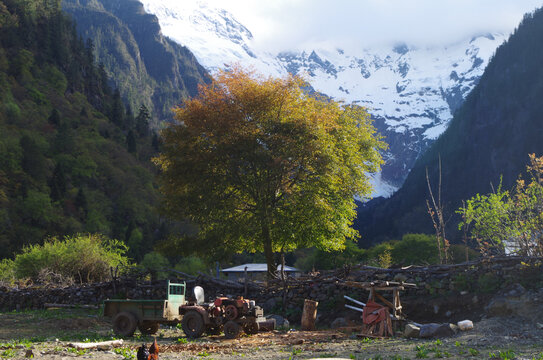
(1, 308), (543, 359)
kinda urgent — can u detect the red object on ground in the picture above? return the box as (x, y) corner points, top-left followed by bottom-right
(362, 300), (387, 325)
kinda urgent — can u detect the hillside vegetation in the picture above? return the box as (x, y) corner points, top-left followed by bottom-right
(0, 0), (164, 260)
(62, 0), (210, 127)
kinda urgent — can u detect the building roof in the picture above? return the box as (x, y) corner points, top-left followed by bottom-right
(221, 263), (300, 273)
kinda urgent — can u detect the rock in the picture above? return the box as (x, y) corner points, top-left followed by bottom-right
(457, 320), (473, 331)
(394, 274), (408, 282)
(506, 283), (526, 297)
(267, 314), (289, 328)
(419, 323), (456, 338)
(486, 291), (543, 319)
(330, 317), (348, 329)
(404, 323), (420, 338)
(263, 297), (277, 312)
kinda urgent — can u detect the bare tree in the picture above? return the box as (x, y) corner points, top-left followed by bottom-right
(426, 156), (449, 264)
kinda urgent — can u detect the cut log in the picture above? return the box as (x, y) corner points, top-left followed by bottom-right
(68, 340), (124, 350)
(301, 299), (318, 331)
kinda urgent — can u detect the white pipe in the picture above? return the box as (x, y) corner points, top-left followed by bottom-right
(345, 304), (364, 312)
(344, 295), (366, 307)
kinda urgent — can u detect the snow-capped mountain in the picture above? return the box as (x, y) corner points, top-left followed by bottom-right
(140, 0), (506, 198)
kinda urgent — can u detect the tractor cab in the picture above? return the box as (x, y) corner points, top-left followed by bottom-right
(163, 280), (186, 318)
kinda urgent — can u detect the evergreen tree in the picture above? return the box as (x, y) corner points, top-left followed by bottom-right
(75, 187), (88, 217)
(49, 163), (66, 201)
(47, 108), (60, 126)
(126, 130), (136, 154)
(110, 88), (124, 126)
(135, 104), (150, 137)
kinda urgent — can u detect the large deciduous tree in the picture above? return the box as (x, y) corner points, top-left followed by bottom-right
(154, 67), (386, 277)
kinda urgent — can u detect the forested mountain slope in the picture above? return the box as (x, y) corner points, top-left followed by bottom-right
(0, 0), (163, 260)
(355, 8), (543, 245)
(62, 0), (210, 127)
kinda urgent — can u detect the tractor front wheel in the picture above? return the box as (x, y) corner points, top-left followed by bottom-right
(224, 320), (241, 339)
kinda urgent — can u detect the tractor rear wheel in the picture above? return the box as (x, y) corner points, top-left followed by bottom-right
(112, 312), (137, 337)
(224, 320), (241, 339)
(139, 321), (159, 335)
(181, 311), (205, 338)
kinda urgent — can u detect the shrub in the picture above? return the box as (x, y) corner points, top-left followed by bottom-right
(390, 234), (439, 265)
(174, 256), (208, 276)
(0, 258), (15, 285)
(13, 234), (131, 283)
(140, 251), (170, 280)
(476, 273), (501, 294)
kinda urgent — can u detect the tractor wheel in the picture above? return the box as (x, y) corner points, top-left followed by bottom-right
(224, 320), (241, 339)
(206, 326), (222, 336)
(112, 312), (138, 337)
(181, 311), (205, 338)
(224, 305), (238, 320)
(244, 321), (259, 335)
(139, 321), (159, 335)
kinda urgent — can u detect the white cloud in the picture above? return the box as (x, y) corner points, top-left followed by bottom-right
(204, 0), (542, 52)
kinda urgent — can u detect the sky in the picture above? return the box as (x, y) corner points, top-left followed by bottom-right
(202, 0), (543, 52)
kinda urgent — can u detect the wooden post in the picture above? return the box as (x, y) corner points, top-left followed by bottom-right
(301, 299), (318, 331)
(244, 266), (248, 298)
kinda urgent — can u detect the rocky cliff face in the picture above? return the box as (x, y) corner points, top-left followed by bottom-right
(140, 0), (506, 196)
(62, 0), (210, 126)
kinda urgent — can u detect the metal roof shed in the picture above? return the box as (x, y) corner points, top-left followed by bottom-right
(221, 263), (301, 280)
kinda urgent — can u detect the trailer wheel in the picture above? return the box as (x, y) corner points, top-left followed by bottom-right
(181, 311), (205, 338)
(139, 321), (159, 335)
(224, 320), (241, 339)
(112, 312), (137, 337)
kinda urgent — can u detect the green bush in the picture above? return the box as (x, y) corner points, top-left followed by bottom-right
(3, 101), (21, 122)
(174, 256), (208, 276)
(294, 240), (366, 271)
(476, 273), (501, 294)
(14, 234), (131, 283)
(449, 244), (479, 263)
(0, 258), (15, 285)
(390, 234), (439, 265)
(140, 251), (170, 280)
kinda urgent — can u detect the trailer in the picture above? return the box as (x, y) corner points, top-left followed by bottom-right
(103, 281), (186, 337)
(103, 281), (274, 339)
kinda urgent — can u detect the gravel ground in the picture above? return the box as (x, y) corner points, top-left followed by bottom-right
(1, 308), (543, 359)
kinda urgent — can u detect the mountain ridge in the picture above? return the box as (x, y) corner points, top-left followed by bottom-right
(140, 0), (506, 196)
(355, 7), (543, 244)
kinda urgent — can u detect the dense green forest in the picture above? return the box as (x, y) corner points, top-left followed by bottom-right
(355, 8), (543, 246)
(62, 0), (210, 128)
(0, 0), (165, 261)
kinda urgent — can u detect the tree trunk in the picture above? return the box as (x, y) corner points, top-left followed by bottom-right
(261, 218), (275, 280)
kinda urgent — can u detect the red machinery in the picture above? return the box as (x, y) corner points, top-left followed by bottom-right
(179, 287), (274, 339)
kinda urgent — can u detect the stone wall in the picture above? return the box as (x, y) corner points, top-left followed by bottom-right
(1, 257), (541, 325)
